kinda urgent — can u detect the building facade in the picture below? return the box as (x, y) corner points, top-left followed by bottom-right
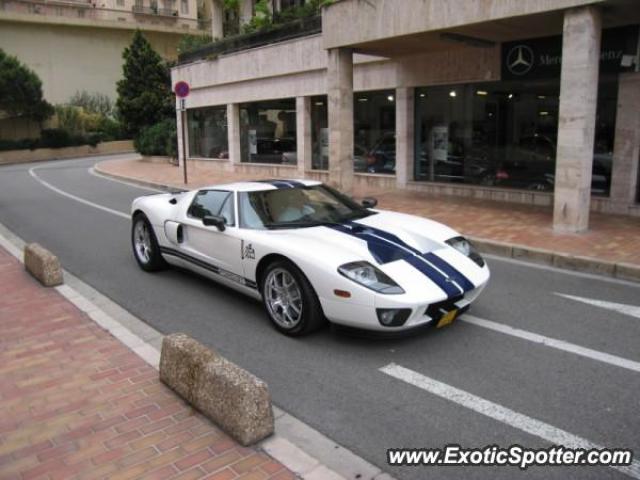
(0, 0), (202, 106)
(172, 0), (640, 232)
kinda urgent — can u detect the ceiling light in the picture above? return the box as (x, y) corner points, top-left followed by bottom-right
(476, 90), (488, 96)
(449, 90), (457, 98)
(387, 95), (394, 102)
(508, 93), (514, 99)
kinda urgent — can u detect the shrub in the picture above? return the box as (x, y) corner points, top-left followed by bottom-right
(40, 128), (73, 148)
(134, 119), (177, 157)
(69, 91), (115, 117)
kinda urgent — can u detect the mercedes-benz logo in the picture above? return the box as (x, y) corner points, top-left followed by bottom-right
(506, 45), (534, 75)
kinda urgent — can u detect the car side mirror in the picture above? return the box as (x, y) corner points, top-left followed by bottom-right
(202, 215), (226, 231)
(361, 197), (378, 208)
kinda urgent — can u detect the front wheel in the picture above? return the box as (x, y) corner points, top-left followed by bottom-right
(261, 260), (325, 336)
(131, 214), (167, 272)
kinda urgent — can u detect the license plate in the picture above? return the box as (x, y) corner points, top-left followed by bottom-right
(436, 309), (458, 328)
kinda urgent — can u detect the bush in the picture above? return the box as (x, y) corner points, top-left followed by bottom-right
(40, 128), (74, 148)
(0, 128), (103, 152)
(69, 91), (114, 117)
(0, 138), (38, 151)
(134, 119), (177, 157)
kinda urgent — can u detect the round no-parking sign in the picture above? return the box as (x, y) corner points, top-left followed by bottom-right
(174, 81), (190, 98)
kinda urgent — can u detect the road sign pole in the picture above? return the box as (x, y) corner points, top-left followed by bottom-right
(173, 81), (191, 186)
(181, 108), (188, 185)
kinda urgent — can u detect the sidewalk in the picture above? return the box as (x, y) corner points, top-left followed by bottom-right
(97, 157), (640, 270)
(0, 245), (293, 480)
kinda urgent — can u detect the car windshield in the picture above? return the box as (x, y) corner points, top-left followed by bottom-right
(239, 184), (375, 230)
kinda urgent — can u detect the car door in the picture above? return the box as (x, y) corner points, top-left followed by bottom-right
(179, 189), (243, 276)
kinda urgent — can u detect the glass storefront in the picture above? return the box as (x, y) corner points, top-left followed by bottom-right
(187, 106), (228, 159)
(310, 95), (328, 170)
(413, 78), (618, 196)
(354, 90), (396, 174)
(239, 99), (297, 164)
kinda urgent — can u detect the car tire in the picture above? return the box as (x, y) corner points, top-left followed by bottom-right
(131, 213), (167, 272)
(260, 259), (325, 336)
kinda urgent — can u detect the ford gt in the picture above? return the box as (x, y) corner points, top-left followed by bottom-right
(131, 179), (489, 336)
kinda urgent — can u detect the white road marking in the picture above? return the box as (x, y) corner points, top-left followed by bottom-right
(29, 166), (129, 219)
(556, 293), (640, 320)
(461, 314), (640, 374)
(484, 254), (640, 289)
(380, 363), (640, 479)
(88, 166), (163, 192)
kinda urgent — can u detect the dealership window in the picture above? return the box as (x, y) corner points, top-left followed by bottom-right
(187, 106), (228, 159)
(239, 99), (297, 164)
(413, 79), (618, 196)
(310, 96), (328, 170)
(354, 90), (396, 174)
(180, 0), (187, 14)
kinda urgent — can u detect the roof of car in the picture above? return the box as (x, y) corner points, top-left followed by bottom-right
(200, 179), (323, 192)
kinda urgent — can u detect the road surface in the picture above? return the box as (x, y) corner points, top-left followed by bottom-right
(1, 155), (638, 480)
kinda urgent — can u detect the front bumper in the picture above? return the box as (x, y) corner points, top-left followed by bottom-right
(320, 281), (487, 332)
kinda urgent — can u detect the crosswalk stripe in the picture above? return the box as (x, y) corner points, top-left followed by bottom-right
(380, 363), (640, 479)
(461, 314), (640, 374)
(556, 293), (640, 320)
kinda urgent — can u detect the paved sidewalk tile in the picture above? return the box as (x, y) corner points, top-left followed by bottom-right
(98, 158), (640, 267)
(0, 246), (293, 480)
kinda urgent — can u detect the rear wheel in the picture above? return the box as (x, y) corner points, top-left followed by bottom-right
(131, 214), (167, 272)
(261, 260), (325, 336)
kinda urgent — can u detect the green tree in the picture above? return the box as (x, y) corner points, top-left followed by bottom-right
(177, 34), (213, 55)
(116, 30), (173, 137)
(0, 49), (53, 122)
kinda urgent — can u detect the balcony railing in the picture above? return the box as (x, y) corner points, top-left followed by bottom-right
(132, 4), (178, 17)
(178, 15), (321, 64)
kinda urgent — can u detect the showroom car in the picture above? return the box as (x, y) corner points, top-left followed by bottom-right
(131, 180), (490, 336)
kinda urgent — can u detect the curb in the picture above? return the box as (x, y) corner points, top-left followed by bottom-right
(93, 163), (182, 192)
(469, 237), (640, 283)
(94, 161), (640, 284)
(0, 219), (395, 480)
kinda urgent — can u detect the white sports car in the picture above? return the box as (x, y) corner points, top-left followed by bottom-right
(131, 179), (489, 336)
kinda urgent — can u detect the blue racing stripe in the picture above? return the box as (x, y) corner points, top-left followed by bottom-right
(327, 222), (463, 298)
(257, 179), (305, 189)
(404, 255), (462, 298)
(423, 252), (475, 292)
(327, 223), (409, 264)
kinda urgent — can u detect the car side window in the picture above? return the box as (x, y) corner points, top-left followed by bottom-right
(188, 190), (235, 226)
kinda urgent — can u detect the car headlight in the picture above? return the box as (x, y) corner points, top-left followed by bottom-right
(338, 261), (404, 294)
(446, 236), (485, 267)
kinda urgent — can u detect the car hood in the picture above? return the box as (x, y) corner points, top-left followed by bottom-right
(268, 210), (487, 301)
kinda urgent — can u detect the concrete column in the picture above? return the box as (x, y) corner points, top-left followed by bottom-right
(211, 0), (224, 40)
(327, 48), (354, 193)
(395, 87), (414, 188)
(610, 73), (640, 208)
(240, 0), (253, 25)
(553, 6), (602, 233)
(227, 103), (241, 165)
(296, 96), (312, 176)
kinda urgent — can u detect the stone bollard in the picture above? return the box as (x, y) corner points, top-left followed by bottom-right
(159, 333), (274, 446)
(24, 243), (63, 287)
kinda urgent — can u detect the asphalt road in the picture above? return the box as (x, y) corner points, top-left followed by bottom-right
(1, 155), (639, 480)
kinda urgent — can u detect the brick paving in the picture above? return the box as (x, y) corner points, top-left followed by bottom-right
(0, 246), (293, 480)
(98, 157), (640, 267)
